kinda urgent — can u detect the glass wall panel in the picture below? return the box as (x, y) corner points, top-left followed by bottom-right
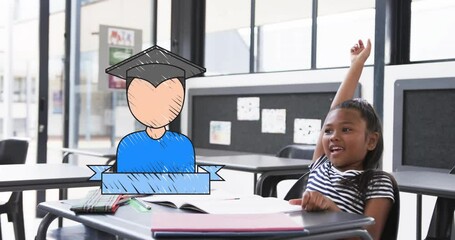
(47, 3), (66, 164)
(410, 0), (455, 61)
(255, 0), (312, 72)
(157, 0), (171, 49)
(205, 0), (251, 75)
(73, 0), (153, 153)
(317, 0), (375, 68)
(0, 0), (39, 149)
(0, 1), (65, 237)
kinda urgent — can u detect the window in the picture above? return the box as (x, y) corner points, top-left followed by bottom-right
(410, 0), (455, 61)
(255, 0), (312, 72)
(157, 0), (171, 49)
(205, 0), (251, 75)
(74, 0), (152, 147)
(0, 0), (40, 138)
(317, 0), (375, 68)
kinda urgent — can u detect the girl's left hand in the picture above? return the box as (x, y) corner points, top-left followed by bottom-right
(289, 191), (339, 212)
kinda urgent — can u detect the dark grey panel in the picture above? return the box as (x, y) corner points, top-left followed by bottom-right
(393, 77), (455, 172)
(188, 83), (361, 155)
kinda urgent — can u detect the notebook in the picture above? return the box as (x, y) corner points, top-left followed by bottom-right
(70, 189), (124, 214)
(140, 194), (301, 214)
(151, 212), (307, 238)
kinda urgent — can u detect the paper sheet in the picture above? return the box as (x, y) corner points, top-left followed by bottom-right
(293, 118), (321, 144)
(237, 97), (260, 121)
(209, 121), (231, 145)
(261, 109), (286, 134)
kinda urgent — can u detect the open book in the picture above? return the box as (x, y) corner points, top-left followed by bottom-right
(151, 212), (307, 238)
(139, 192), (301, 214)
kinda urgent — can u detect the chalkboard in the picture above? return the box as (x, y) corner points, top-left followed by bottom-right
(393, 77), (455, 172)
(187, 83), (361, 155)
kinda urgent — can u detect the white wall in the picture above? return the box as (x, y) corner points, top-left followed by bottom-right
(182, 61), (455, 239)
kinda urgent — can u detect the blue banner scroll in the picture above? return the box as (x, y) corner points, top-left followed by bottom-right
(88, 165), (224, 195)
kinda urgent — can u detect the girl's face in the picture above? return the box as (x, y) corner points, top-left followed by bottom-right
(322, 108), (379, 171)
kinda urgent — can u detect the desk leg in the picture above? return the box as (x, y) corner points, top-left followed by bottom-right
(58, 152), (71, 227)
(253, 173), (257, 194)
(417, 194), (422, 240)
(35, 213), (58, 240)
(57, 188), (67, 227)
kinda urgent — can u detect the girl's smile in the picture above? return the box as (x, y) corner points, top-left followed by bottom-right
(322, 108), (378, 171)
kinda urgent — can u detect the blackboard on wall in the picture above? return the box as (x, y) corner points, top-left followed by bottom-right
(187, 83), (361, 155)
(393, 77), (455, 172)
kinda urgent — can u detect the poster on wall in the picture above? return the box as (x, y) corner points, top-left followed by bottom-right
(209, 121), (231, 145)
(108, 27), (135, 46)
(237, 97), (260, 121)
(293, 118), (321, 144)
(261, 109), (286, 134)
(98, 25), (142, 91)
(108, 47), (134, 89)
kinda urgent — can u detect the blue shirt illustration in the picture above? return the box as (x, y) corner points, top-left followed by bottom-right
(117, 130), (195, 173)
(98, 45), (214, 195)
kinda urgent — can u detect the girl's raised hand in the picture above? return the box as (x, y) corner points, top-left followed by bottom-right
(350, 39), (371, 64)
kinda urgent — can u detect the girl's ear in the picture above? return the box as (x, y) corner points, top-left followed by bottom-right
(367, 132), (380, 151)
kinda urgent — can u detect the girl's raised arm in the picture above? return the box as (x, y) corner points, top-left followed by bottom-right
(312, 39), (372, 161)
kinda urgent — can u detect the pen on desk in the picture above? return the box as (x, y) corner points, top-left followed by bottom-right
(132, 197), (152, 210)
(227, 198), (240, 200)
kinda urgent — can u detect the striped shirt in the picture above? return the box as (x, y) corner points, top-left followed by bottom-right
(305, 156), (395, 215)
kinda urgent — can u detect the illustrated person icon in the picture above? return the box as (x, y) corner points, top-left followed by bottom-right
(105, 46), (205, 173)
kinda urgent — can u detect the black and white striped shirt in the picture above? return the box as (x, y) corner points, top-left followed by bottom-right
(305, 156), (395, 215)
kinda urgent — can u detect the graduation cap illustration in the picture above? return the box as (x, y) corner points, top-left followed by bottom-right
(106, 46), (206, 88)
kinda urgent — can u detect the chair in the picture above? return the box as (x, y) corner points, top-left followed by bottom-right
(283, 171), (309, 201)
(425, 165), (455, 240)
(276, 144), (315, 160)
(284, 171), (400, 240)
(260, 144), (314, 197)
(0, 139), (29, 240)
(381, 172), (400, 240)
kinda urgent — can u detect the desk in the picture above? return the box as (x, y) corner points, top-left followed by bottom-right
(60, 147), (249, 166)
(59, 148), (117, 206)
(392, 171), (455, 240)
(0, 164), (98, 192)
(0, 164), (97, 239)
(196, 155), (311, 195)
(58, 148), (311, 196)
(195, 148), (253, 156)
(61, 147), (117, 164)
(36, 199), (374, 240)
(61, 147), (248, 162)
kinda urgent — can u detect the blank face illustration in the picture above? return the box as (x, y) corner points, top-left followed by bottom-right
(127, 78), (184, 128)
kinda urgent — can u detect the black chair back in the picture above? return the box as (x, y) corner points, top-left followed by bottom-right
(0, 138), (29, 240)
(257, 144), (314, 197)
(380, 172), (400, 240)
(283, 171), (309, 201)
(276, 144), (315, 160)
(0, 139), (29, 165)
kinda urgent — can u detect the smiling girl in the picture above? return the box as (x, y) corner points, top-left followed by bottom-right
(289, 39), (396, 240)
